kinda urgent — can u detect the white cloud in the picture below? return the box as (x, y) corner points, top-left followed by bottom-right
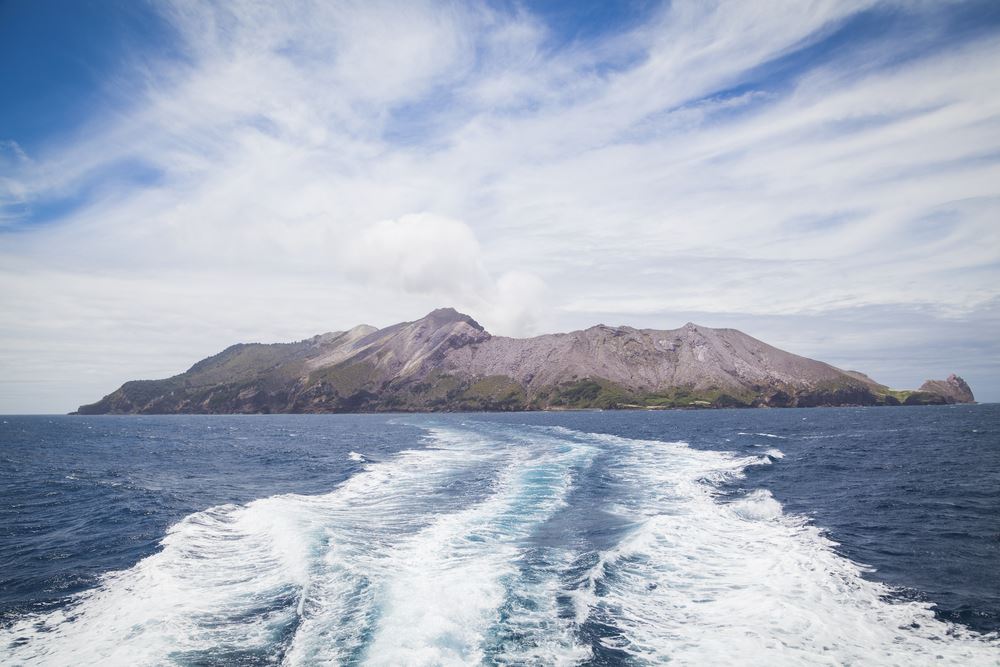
(341, 213), (549, 336)
(342, 213), (491, 296)
(490, 270), (550, 337)
(2, 0), (1000, 410)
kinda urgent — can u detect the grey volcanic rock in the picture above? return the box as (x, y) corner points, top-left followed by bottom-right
(913, 375), (976, 404)
(456, 323), (867, 395)
(75, 308), (971, 414)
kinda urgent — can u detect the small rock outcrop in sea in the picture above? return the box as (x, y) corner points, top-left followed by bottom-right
(74, 308), (977, 414)
(903, 374), (976, 405)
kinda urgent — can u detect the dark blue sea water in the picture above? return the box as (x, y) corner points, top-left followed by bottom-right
(1, 406), (998, 665)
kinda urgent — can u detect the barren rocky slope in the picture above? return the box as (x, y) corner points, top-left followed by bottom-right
(915, 375), (976, 404)
(75, 308), (975, 414)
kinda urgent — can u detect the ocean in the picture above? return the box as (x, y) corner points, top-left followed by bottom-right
(1, 406), (998, 665)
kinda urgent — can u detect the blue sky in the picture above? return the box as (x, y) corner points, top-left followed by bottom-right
(1, 0), (1000, 412)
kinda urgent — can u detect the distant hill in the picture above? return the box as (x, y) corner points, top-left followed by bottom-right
(75, 308), (975, 414)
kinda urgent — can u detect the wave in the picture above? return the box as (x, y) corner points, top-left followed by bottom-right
(1, 425), (598, 666)
(561, 430), (999, 665)
(2, 422), (997, 666)
(3, 429), (515, 665)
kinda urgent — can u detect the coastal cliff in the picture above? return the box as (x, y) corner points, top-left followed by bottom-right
(75, 308), (975, 414)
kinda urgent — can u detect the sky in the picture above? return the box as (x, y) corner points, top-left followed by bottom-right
(1, 0), (999, 413)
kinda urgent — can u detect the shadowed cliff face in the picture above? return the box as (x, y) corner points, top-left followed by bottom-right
(74, 308), (975, 414)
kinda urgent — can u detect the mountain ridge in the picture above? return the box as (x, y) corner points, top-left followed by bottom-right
(74, 308), (975, 414)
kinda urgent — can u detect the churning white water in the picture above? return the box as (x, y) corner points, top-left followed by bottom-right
(2, 422), (997, 666)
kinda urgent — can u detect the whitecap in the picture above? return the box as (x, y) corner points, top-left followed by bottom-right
(1, 428), (518, 666)
(559, 428), (999, 665)
(729, 489), (784, 521)
(5, 422), (998, 666)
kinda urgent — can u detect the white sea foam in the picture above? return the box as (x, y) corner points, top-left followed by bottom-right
(2, 430), (514, 666)
(288, 428), (597, 666)
(564, 430), (1000, 665)
(347, 451), (365, 462)
(729, 488), (784, 520)
(3, 423), (998, 666)
(362, 456), (576, 664)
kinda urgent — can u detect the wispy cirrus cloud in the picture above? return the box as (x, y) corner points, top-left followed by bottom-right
(1, 0), (999, 411)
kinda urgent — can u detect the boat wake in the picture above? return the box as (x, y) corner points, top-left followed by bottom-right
(3, 422), (997, 665)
